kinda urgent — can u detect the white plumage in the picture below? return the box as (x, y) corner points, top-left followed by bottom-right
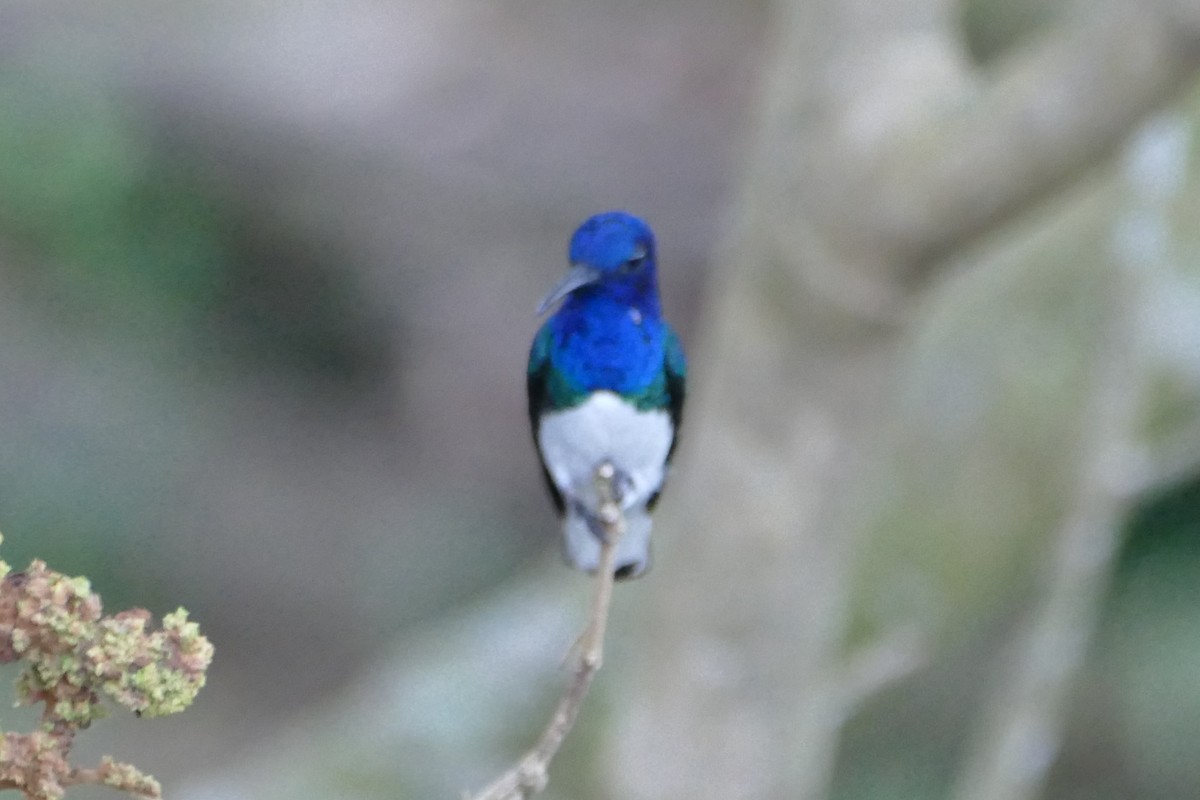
(536, 391), (672, 576)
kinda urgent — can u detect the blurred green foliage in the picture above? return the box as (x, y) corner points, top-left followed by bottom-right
(959, 0), (1064, 63)
(1118, 474), (1200, 581)
(0, 68), (391, 381)
(1077, 475), (1200, 800)
(833, 470), (1200, 800)
(0, 74), (230, 330)
(0, 68), (393, 607)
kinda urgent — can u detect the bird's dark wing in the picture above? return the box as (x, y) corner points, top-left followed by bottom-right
(527, 324), (565, 515)
(663, 326), (687, 463)
(647, 327), (687, 512)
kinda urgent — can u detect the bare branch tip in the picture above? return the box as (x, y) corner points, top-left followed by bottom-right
(464, 460), (625, 800)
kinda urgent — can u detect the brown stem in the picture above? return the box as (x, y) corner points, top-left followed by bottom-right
(464, 462), (625, 800)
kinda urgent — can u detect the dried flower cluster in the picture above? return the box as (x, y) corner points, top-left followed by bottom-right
(0, 533), (213, 799)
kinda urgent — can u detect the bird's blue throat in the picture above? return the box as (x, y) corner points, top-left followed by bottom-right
(532, 272), (672, 402)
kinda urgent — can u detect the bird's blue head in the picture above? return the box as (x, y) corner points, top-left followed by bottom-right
(537, 211), (660, 316)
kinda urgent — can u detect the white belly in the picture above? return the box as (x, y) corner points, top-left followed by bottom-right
(537, 391), (672, 513)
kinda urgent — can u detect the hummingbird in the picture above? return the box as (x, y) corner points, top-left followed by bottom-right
(527, 211), (686, 579)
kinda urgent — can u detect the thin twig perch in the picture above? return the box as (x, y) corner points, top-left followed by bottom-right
(465, 462), (625, 800)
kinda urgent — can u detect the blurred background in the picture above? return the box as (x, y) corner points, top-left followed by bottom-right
(0, 1), (1198, 799)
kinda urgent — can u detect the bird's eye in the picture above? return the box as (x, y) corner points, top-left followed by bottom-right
(623, 249), (648, 272)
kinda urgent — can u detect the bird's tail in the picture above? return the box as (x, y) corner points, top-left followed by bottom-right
(562, 505), (652, 579)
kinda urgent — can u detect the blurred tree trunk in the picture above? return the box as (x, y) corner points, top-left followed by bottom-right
(610, 1), (1200, 798)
